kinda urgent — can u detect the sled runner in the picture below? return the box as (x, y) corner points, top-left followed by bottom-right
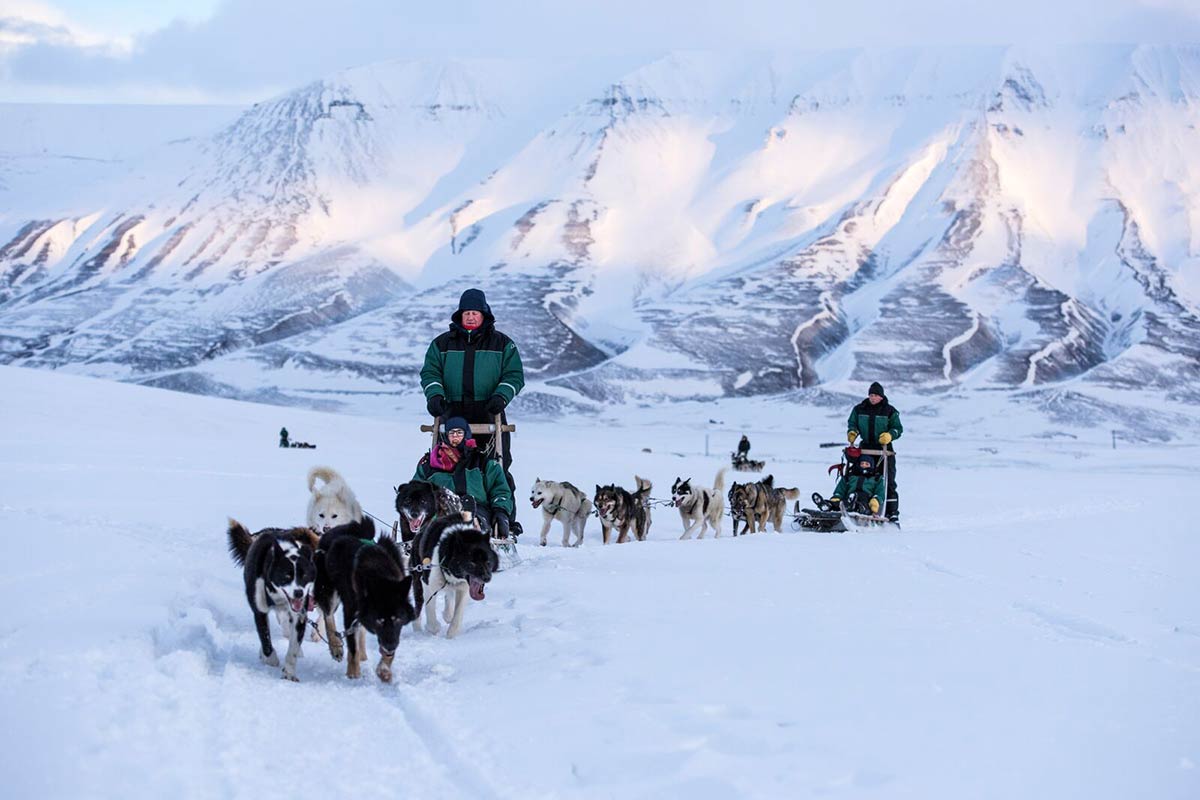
(730, 452), (765, 472)
(420, 414), (521, 568)
(792, 448), (899, 533)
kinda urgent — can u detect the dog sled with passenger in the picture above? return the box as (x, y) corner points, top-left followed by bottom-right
(793, 446), (900, 533)
(407, 413), (521, 567)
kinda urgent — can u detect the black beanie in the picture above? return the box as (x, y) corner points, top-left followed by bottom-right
(457, 288), (490, 315)
(868, 381), (885, 397)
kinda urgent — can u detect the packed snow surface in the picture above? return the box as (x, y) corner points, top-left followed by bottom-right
(1, 365), (1197, 798)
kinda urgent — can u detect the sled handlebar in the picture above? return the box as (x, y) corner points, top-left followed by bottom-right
(421, 422), (516, 434)
(424, 415), (516, 460)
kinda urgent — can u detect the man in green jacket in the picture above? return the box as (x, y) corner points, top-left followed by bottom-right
(847, 381), (903, 521)
(413, 417), (515, 537)
(421, 289), (525, 529)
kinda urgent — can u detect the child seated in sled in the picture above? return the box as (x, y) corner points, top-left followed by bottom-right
(828, 451), (887, 516)
(413, 416), (515, 537)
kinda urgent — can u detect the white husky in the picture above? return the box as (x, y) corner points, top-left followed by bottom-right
(670, 468), (727, 539)
(529, 478), (591, 547)
(306, 466), (364, 533)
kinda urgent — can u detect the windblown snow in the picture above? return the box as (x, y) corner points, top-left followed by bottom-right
(0, 366), (1196, 799)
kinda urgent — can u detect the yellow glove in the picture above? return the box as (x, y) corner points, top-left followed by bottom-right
(878, 432), (893, 445)
(868, 498), (880, 514)
(847, 431), (858, 444)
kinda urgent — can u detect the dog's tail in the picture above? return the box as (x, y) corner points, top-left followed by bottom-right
(635, 475), (652, 494)
(712, 467), (727, 495)
(226, 518), (253, 567)
(779, 487), (801, 501)
(307, 465), (342, 494)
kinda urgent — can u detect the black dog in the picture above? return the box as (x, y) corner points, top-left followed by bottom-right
(395, 480), (466, 546)
(411, 516), (499, 639)
(226, 520), (319, 682)
(313, 517), (415, 682)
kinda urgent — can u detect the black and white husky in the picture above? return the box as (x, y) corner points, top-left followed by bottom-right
(411, 516), (499, 639)
(530, 478), (591, 547)
(671, 468), (727, 539)
(226, 520), (319, 682)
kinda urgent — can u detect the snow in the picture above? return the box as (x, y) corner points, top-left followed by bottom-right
(1, 364), (1197, 798)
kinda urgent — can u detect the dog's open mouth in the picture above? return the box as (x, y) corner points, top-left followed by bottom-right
(290, 597), (305, 613)
(406, 513), (426, 530)
(468, 575), (486, 601)
(531, 498), (543, 509)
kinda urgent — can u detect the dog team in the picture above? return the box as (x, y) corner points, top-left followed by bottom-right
(225, 289), (903, 681)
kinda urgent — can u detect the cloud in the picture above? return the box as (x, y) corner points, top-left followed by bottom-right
(3, 0), (1200, 104)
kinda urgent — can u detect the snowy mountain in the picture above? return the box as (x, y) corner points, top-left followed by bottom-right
(2, 46), (1198, 415)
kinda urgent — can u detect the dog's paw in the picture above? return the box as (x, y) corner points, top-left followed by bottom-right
(425, 621), (441, 635)
(260, 651), (280, 668)
(375, 662), (392, 683)
(446, 625), (460, 639)
(328, 639), (344, 662)
(281, 670), (299, 683)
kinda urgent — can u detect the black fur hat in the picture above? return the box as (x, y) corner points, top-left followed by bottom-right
(868, 381), (885, 397)
(457, 288), (490, 315)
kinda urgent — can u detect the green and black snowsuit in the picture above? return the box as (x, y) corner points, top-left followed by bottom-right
(846, 392), (903, 519)
(831, 471), (887, 514)
(413, 442), (515, 528)
(420, 291), (524, 476)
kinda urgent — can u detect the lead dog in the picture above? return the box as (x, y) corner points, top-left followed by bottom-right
(313, 517), (414, 682)
(411, 515), (499, 639)
(306, 466), (363, 533)
(671, 468), (727, 539)
(226, 520), (320, 681)
(593, 476), (652, 544)
(530, 478), (591, 547)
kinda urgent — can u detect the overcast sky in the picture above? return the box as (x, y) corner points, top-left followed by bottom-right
(2, 0), (1199, 104)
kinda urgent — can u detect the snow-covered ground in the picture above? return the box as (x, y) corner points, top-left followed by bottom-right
(1, 365), (1196, 799)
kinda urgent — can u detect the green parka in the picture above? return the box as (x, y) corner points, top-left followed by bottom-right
(413, 445), (515, 517)
(421, 311), (524, 420)
(847, 397), (903, 449)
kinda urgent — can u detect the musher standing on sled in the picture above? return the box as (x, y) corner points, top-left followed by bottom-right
(421, 288), (525, 535)
(847, 381), (903, 521)
(737, 435), (751, 460)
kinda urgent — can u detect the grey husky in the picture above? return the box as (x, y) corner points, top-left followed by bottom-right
(530, 478), (591, 547)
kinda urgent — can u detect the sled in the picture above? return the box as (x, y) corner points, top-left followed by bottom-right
(791, 448), (899, 533)
(730, 452), (765, 472)
(421, 414), (521, 568)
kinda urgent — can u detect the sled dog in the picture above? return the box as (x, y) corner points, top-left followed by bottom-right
(226, 520), (320, 681)
(306, 466), (364, 533)
(729, 475), (800, 534)
(530, 478), (591, 547)
(410, 516), (500, 639)
(671, 468), (727, 539)
(393, 481), (462, 544)
(593, 476), (652, 544)
(313, 517), (414, 682)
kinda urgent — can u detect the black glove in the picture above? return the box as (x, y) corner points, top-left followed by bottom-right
(485, 394), (506, 415)
(426, 395), (447, 417)
(492, 510), (511, 539)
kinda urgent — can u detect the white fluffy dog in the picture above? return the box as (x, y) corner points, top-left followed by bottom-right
(306, 466), (364, 533)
